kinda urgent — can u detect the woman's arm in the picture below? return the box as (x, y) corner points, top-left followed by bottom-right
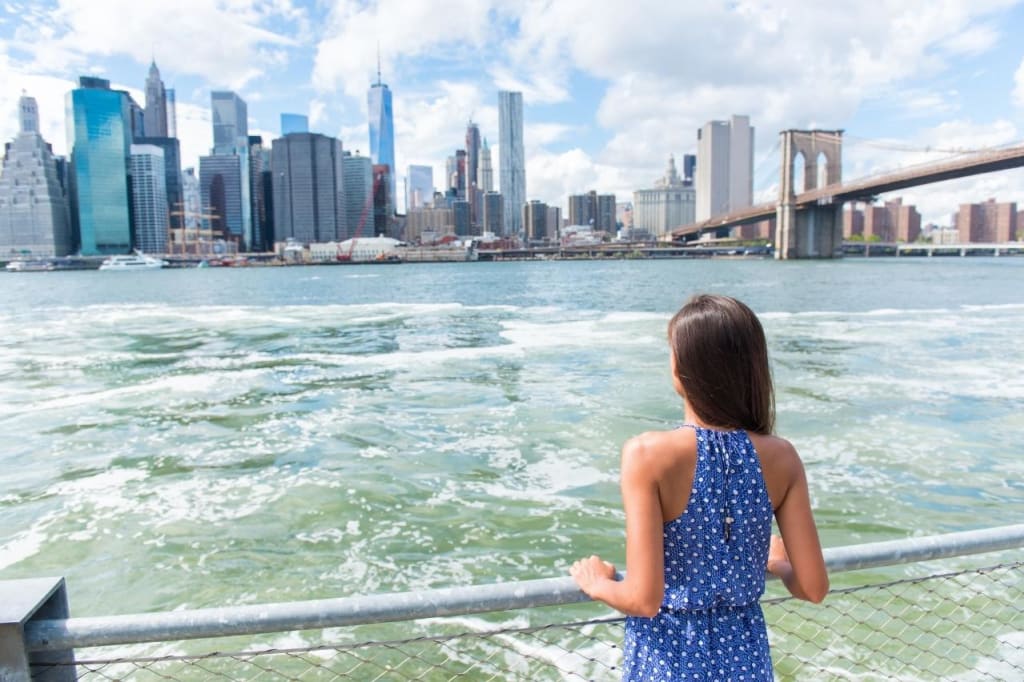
(571, 437), (665, 617)
(769, 448), (828, 603)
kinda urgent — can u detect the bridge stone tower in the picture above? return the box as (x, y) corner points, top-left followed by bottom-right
(776, 129), (844, 259)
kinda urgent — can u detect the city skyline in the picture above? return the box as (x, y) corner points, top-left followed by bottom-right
(2, 2), (1024, 224)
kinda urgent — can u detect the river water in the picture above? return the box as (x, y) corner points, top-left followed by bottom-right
(1, 258), (1022, 629)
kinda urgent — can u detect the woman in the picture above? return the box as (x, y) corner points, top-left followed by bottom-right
(571, 294), (828, 680)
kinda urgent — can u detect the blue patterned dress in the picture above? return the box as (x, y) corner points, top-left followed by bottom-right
(622, 425), (774, 681)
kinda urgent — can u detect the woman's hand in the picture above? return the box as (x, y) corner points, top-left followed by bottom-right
(570, 555), (616, 598)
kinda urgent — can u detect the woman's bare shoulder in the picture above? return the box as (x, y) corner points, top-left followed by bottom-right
(748, 432), (804, 478)
(622, 428), (696, 469)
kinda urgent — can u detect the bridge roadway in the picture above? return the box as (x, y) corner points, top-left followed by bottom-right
(671, 144), (1024, 239)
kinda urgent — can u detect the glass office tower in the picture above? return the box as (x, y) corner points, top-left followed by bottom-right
(368, 68), (395, 212)
(66, 77), (133, 255)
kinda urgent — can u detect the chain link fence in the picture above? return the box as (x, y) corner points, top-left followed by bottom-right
(34, 559), (1022, 681)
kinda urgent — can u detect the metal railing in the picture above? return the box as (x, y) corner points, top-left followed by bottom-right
(3, 524), (1022, 681)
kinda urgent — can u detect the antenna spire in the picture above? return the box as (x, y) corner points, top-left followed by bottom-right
(376, 42), (382, 85)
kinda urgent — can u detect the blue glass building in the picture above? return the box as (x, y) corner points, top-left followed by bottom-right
(66, 77), (133, 255)
(368, 69), (395, 213)
(280, 113), (309, 135)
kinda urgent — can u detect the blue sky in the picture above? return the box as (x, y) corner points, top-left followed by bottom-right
(2, 0), (1024, 223)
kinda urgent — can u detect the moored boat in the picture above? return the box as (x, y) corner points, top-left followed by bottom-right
(98, 252), (168, 271)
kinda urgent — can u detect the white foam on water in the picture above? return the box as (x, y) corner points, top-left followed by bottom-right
(0, 524), (49, 569)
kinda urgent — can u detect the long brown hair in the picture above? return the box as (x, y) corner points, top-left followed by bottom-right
(668, 294), (775, 434)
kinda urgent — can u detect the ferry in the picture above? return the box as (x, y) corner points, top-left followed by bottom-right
(5, 259), (54, 272)
(98, 252), (168, 271)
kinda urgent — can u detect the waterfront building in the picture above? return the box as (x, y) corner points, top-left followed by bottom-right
(546, 205), (562, 238)
(135, 136), (181, 230)
(483, 191), (503, 236)
(280, 113), (309, 135)
(271, 132), (345, 245)
(199, 154), (246, 244)
(407, 165), (433, 211)
(696, 114), (753, 221)
(523, 200), (549, 241)
(847, 198), (921, 242)
(736, 217), (775, 241)
(405, 206), (454, 242)
(248, 136), (273, 251)
(633, 154), (696, 238)
(568, 191), (617, 232)
(343, 152), (374, 239)
(368, 64), (396, 213)
(166, 88), (177, 138)
(453, 199), (471, 236)
(66, 76), (133, 255)
(0, 94), (72, 257)
(144, 61), (168, 137)
(129, 144), (168, 253)
(478, 138), (493, 193)
(956, 199), (1017, 243)
(498, 90), (525, 235)
(843, 205), (865, 238)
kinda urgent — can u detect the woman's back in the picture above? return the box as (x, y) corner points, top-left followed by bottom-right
(660, 425), (773, 611)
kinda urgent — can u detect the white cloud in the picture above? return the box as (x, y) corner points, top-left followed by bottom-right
(9, 0), (304, 89)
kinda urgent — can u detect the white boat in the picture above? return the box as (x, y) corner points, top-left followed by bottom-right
(98, 252), (167, 271)
(5, 260), (54, 272)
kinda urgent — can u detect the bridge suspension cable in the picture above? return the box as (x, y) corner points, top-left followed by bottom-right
(841, 133), (1023, 157)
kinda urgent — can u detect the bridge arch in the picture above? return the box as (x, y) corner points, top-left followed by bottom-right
(776, 129), (844, 259)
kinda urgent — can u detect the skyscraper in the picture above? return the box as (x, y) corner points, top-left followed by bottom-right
(368, 62), (396, 214)
(211, 91), (248, 154)
(248, 135), (273, 251)
(407, 165), (433, 210)
(208, 91), (252, 247)
(134, 136), (182, 230)
(343, 152), (374, 239)
(695, 114), (753, 221)
(271, 132), (346, 245)
(465, 120), (481, 225)
(281, 113), (309, 135)
(0, 93), (71, 257)
(478, 138), (493, 192)
(130, 144), (169, 253)
(66, 77), (133, 255)
(498, 91), (525, 236)
(144, 60), (168, 137)
(482, 191), (502, 235)
(199, 154), (245, 242)
(523, 200), (548, 241)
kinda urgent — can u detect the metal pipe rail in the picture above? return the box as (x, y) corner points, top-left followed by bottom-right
(22, 523), (1024, 653)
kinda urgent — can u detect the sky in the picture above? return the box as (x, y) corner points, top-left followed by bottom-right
(2, 0), (1024, 224)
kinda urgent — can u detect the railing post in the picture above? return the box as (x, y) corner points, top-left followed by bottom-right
(0, 578), (75, 681)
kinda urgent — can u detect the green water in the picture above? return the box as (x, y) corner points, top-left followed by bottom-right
(1, 258), (1022, 671)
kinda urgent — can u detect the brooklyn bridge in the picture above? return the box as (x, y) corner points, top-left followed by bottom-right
(670, 130), (1024, 259)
